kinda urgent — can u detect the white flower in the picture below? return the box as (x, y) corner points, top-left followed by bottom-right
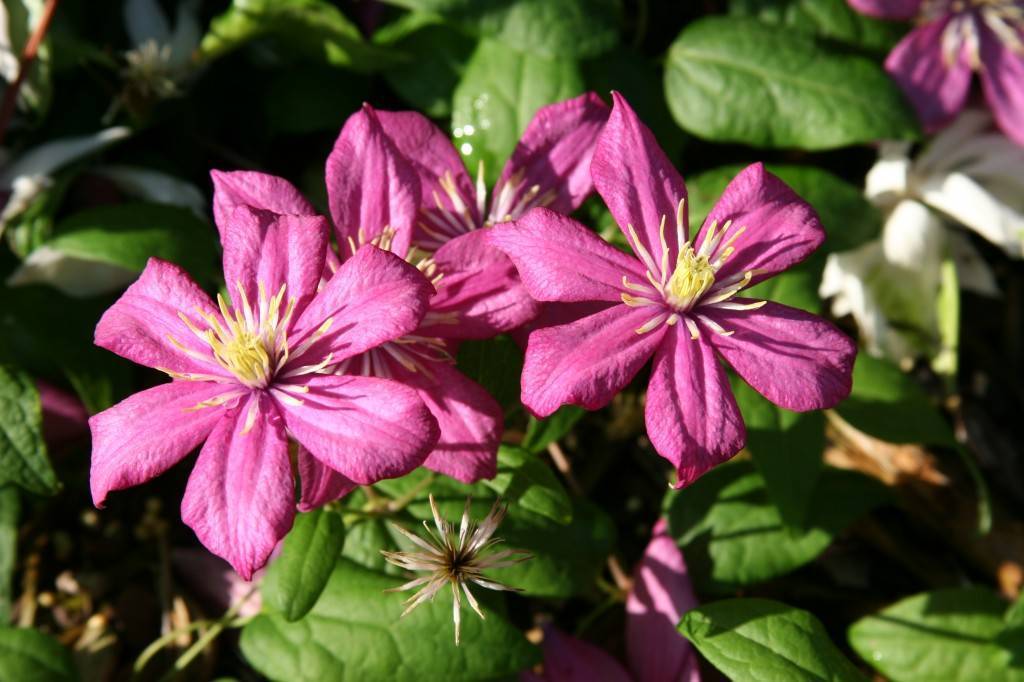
(121, 0), (200, 99)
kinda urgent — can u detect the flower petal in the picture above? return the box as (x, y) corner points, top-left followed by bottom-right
(171, 548), (264, 618)
(296, 446), (357, 512)
(845, 0), (922, 19)
(288, 245), (433, 366)
(488, 208), (646, 304)
(645, 326), (745, 488)
(979, 26), (1024, 147)
(702, 301), (856, 411)
(181, 394), (294, 580)
(94, 258), (226, 376)
(592, 91), (688, 265)
(529, 626), (632, 682)
(37, 380), (89, 450)
(492, 92), (610, 220)
(279, 375), (439, 485)
(626, 519), (702, 682)
(522, 303), (665, 417)
(885, 20), (973, 133)
(210, 169), (316, 231)
(89, 381), (233, 507)
(700, 163), (825, 288)
(326, 104), (420, 258)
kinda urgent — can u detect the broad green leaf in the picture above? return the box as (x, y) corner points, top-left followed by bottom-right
(262, 507), (346, 622)
(680, 598), (867, 681)
(849, 588), (1023, 682)
(836, 353), (956, 446)
(0, 366), (57, 496)
(0, 626), (77, 682)
(240, 559), (538, 681)
(522, 406), (585, 454)
(729, 0), (905, 51)
(664, 461), (887, 592)
(664, 17), (918, 149)
(745, 267), (822, 313)
(484, 445), (572, 525)
(451, 38), (584, 185)
(455, 334), (524, 413)
(0, 486), (19, 622)
(339, 515), (404, 576)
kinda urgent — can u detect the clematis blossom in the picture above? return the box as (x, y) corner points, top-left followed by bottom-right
(89, 205), (438, 579)
(846, 0), (1024, 145)
(489, 93), (856, 486)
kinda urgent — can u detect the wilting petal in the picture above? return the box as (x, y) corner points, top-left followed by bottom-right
(181, 394), (293, 580)
(592, 92), (688, 264)
(845, 0), (921, 19)
(979, 27), (1024, 147)
(626, 519), (701, 682)
(703, 301), (856, 411)
(700, 163), (825, 288)
(297, 446), (357, 512)
(645, 327), (745, 488)
(524, 625), (632, 682)
(522, 303), (665, 417)
(279, 375), (438, 485)
(37, 380), (89, 450)
(220, 207), (329, 315)
(171, 548), (265, 618)
(288, 245), (433, 365)
(426, 228), (540, 340)
(94, 258), (225, 376)
(492, 92), (610, 219)
(210, 169), (316, 231)
(326, 104), (419, 257)
(90, 381), (233, 507)
(885, 20), (973, 132)
(489, 209), (646, 303)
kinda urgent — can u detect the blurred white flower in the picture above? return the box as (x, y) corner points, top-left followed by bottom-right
(121, 0), (200, 100)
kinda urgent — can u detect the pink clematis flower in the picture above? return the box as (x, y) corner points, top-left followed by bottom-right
(89, 205), (438, 579)
(847, 0), (1024, 145)
(489, 93), (856, 487)
(522, 520), (701, 682)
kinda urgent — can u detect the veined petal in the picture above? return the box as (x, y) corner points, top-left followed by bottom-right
(527, 625), (632, 682)
(89, 381), (234, 507)
(488, 208), (647, 303)
(592, 91), (688, 267)
(210, 169), (316, 232)
(94, 258), (226, 376)
(702, 301), (856, 411)
(296, 446), (357, 512)
(645, 326), (745, 488)
(288, 245), (433, 366)
(279, 375), (439, 485)
(846, 0), (922, 20)
(326, 104), (420, 257)
(522, 303), (665, 417)
(181, 394), (294, 580)
(979, 25), (1024, 147)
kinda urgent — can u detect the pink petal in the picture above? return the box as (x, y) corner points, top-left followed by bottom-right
(885, 20), (973, 133)
(210, 170), (316, 232)
(626, 519), (702, 682)
(94, 258), (226, 376)
(522, 303), (665, 417)
(425, 228), (540, 340)
(171, 548), (264, 618)
(493, 92), (610, 219)
(592, 91), (688, 265)
(701, 301), (856, 411)
(510, 300), (613, 349)
(89, 381), (233, 507)
(326, 104), (420, 258)
(296, 446), (357, 512)
(700, 163), (825, 288)
(979, 26), (1024, 147)
(220, 207), (329, 315)
(645, 326), (745, 488)
(846, 0), (922, 19)
(279, 375), (439, 485)
(526, 626), (632, 682)
(37, 380), (88, 450)
(181, 394), (294, 580)
(288, 245), (433, 366)
(488, 208), (646, 304)
(401, 362), (501, 483)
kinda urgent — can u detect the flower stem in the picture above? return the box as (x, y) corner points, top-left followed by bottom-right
(0, 0), (60, 146)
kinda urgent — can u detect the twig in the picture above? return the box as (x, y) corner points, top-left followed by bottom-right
(546, 442), (583, 496)
(385, 473), (435, 512)
(0, 0), (60, 146)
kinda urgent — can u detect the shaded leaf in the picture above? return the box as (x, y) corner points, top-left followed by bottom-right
(0, 366), (57, 496)
(0, 626), (77, 682)
(262, 507), (346, 622)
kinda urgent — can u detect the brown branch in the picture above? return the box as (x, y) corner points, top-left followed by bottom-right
(0, 0), (60, 147)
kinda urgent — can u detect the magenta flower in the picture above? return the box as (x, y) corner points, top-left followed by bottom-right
(489, 93), (856, 486)
(848, 0), (1024, 144)
(89, 206), (438, 578)
(522, 520), (701, 682)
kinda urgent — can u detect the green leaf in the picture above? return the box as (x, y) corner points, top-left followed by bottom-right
(455, 334), (524, 413)
(262, 65), (369, 134)
(451, 38), (584, 185)
(680, 598), (867, 681)
(484, 445), (572, 524)
(932, 256), (960, 378)
(0, 366), (57, 496)
(522, 406), (585, 454)
(664, 17), (918, 149)
(240, 559), (538, 681)
(849, 588), (1024, 682)
(0, 626), (78, 682)
(664, 461), (887, 592)
(836, 353), (956, 446)
(0, 486), (20, 622)
(262, 507), (346, 622)
(729, 0), (905, 51)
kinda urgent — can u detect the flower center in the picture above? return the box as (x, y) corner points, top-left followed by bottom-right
(666, 245), (716, 310)
(932, 0), (1024, 67)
